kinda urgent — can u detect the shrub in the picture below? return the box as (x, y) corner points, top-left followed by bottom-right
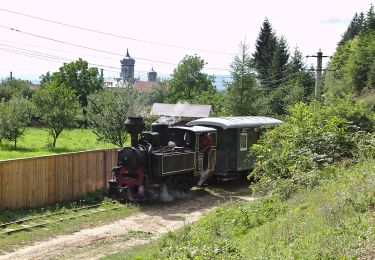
(250, 98), (375, 197)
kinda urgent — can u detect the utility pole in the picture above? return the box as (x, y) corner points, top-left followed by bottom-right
(307, 49), (329, 100)
(315, 50), (323, 98)
(10, 71), (13, 80)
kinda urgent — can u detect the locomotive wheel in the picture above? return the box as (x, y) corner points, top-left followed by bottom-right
(108, 180), (118, 198)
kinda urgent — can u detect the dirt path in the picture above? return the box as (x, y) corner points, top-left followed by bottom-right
(0, 184), (255, 260)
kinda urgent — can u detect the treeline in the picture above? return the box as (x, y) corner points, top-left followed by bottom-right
(325, 4), (375, 101)
(1, 6), (374, 150)
(0, 59), (139, 148)
(0, 17), (315, 149)
(164, 18), (315, 117)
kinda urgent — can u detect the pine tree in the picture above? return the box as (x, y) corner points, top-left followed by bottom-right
(365, 4), (375, 31)
(253, 18), (278, 85)
(227, 42), (258, 116)
(339, 12), (365, 45)
(269, 36), (290, 88)
(287, 47), (305, 73)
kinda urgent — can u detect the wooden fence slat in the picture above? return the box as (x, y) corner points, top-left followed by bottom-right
(0, 148), (117, 211)
(0, 163), (3, 210)
(64, 154), (69, 201)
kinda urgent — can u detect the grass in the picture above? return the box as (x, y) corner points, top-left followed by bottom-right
(0, 190), (139, 253)
(0, 128), (117, 160)
(106, 160), (375, 259)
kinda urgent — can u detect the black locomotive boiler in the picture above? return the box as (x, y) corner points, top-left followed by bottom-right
(108, 117), (217, 201)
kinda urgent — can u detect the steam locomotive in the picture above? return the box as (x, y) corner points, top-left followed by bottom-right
(108, 116), (282, 201)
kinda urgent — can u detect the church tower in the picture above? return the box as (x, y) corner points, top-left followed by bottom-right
(120, 49), (135, 83)
(147, 67), (157, 82)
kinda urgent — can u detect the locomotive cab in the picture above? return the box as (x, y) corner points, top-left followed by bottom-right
(168, 126), (217, 176)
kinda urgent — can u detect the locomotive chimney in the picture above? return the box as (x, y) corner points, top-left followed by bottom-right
(151, 122), (169, 146)
(124, 117), (145, 147)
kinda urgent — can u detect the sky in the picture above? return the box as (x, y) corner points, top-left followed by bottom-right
(0, 0), (374, 83)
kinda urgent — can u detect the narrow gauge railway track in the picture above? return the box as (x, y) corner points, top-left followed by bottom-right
(0, 203), (123, 236)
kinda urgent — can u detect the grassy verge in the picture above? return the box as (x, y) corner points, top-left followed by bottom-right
(0, 128), (117, 160)
(106, 160), (375, 259)
(0, 191), (139, 253)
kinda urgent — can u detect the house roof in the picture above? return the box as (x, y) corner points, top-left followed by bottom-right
(28, 82), (40, 90)
(133, 81), (158, 92)
(151, 103), (212, 118)
(186, 116), (282, 129)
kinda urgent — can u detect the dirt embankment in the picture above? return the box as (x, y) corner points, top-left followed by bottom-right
(0, 183), (254, 260)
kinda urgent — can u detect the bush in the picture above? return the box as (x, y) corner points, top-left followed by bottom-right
(250, 98), (375, 197)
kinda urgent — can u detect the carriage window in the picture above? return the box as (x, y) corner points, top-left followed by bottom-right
(240, 132), (247, 151)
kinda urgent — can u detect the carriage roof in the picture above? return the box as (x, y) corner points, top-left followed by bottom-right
(172, 125), (217, 133)
(186, 116), (282, 130)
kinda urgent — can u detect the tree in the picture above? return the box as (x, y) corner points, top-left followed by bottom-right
(142, 80), (169, 106)
(0, 78), (31, 102)
(325, 30), (375, 97)
(269, 36), (290, 88)
(339, 12), (365, 45)
(32, 83), (81, 147)
(365, 4), (375, 31)
(191, 89), (228, 116)
(50, 58), (103, 108)
(87, 88), (144, 147)
(252, 18), (278, 85)
(286, 47), (315, 98)
(226, 42), (258, 116)
(256, 47), (314, 117)
(166, 55), (215, 103)
(40, 71), (52, 86)
(287, 47), (305, 73)
(1, 97), (30, 148)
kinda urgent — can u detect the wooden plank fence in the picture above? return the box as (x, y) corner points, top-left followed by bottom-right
(0, 149), (118, 211)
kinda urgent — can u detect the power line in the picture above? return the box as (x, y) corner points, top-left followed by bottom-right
(0, 43), (70, 62)
(258, 76), (315, 91)
(0, 45), (178, 78)
(260, 70), (311, 85)
(0, 38), (182, 70)
(0, 25), (231, 72)
(0, 7), (235, 56)
(0, 38), (120, 61)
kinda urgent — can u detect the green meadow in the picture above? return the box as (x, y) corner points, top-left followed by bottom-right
(0, 128), (117, 160)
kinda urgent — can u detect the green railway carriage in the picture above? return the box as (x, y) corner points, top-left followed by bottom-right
(186, 116), (282, 179)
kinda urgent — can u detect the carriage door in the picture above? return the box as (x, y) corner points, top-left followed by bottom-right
(237, 128), (252, 171)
